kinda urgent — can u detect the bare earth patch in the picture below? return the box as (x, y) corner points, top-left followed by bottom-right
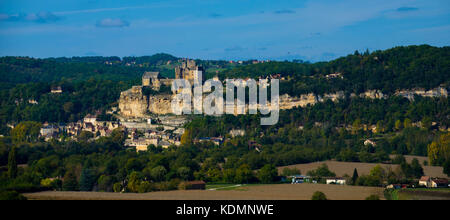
(24, 184), (383, 200)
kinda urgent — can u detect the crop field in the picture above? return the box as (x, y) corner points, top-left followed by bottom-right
(24, 184), (383, 200)
(392, 188), (450, 200)
(278, 157), (446, 178)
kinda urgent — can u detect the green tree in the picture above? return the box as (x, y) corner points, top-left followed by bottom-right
(0, 191), (27, 200)
(235, 164), (253, 184)
(395, 120), (403, 131)
(410, 158), (424, 178)
(7, 147), (18, 179)
(257, 164), (278, 184)
(151, 166), (167, 182)
(11, 121), (42, 143)
(113, 182), (123, 193)
(177, 167), (191, 181)
(365, 195), (380, 200)
(351, 168), (359, 185)
(78, 131), (94, 142)
(352, 119), (362, 135)
(181, 129), (193, 146)
(307, 164), (336, 180)
(79, 169), (96, 191)
(403, 118), (412, 129)
(311, 191), (327, 200)
(62, 170), (79, 191)
(421, 116), (432, 130)
(443, 160), (450, 177)
(127, 171), (141, 193)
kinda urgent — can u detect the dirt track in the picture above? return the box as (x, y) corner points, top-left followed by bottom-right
(24, 184), (383, 200)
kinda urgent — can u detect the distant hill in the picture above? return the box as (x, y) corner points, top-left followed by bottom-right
(0, 53), (179, 90)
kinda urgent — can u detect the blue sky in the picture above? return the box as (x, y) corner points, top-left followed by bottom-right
(0, 0), (449, 61)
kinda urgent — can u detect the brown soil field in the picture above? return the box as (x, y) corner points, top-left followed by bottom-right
(24, 184), (383, 200)
(278, 158), (446, 178)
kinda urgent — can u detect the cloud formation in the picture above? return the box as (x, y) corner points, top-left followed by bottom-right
(274, 9), (296, 14)
(396, 7), (419, 12)
(96, 18), (130, 28)
(0, 12), (61, 23)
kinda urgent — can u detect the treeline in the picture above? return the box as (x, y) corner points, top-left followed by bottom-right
(0, 79), (133, 134)
(221, 45), (450, 95)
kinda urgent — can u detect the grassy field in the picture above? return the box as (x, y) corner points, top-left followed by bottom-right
(24, 184), (384, 200)
(278, 157), (446, 178)
(391, 188), (450, 200)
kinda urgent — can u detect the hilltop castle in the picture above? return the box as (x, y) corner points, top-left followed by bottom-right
(119, 59), (204, 117)
(175, 59), (204, 84)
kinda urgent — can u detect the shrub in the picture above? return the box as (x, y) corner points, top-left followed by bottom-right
(311, 191), (327, 200)
(0, 191), (27, 200)
(366, 195), (380, 200)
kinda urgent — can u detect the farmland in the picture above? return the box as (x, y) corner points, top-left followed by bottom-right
(24, 184), (383, 200)
(387, 188), (450, 200)
(278, 157), (446, 178)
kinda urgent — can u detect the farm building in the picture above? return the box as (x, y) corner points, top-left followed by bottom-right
(326, 178), (346, 185)
(431, 178), (448, 188)
(419, 176), (432, 188)
(291, 175), (312, 184)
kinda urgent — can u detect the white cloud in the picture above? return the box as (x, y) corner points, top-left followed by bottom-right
(96, 18), (130, 28)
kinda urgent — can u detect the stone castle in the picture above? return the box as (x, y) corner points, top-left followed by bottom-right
(175, 59), (204, 84)
(119, 59), (203, 117)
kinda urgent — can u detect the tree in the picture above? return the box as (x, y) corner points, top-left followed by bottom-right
(177, 167), (191, 181)
(410, 158), (424, 178)
(7, 147), (18, 179)
(376, 121), (384, 133)
(62, 170), (79, 191)
(392, 155), (406, 164)
(78, 131), (94, 142)
(403, 118), (412, 129)
(351, 168), (359, 185)
(113, 182), (123, 193)
(352, 119), (361, 135)
(421, 116), (432, 130)
(127, 172), (141, 193)
(235, 164), (253, 184)
(428, 133), (450, 166)
(11, 121), (42, 143)
(366, 195), (380, 200)
(0, 191), (27, 200)
(395, 120), (403, 131)
(63, 102), (74, 114)
(257, 164), (278, 183)
(307, 164), (336, 180)
(444, 160), (450, 177)
(151, 166), (167, 182)
(311, 191), (327, 200)
(79, 168), (96, 191)
(180, 129), (193, 146)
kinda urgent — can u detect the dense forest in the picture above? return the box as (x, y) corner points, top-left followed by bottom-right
(221, 45), (450, 96)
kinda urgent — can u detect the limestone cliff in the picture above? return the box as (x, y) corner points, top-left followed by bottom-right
(119, 86), (149, 118)
(119, 86), (448, 117)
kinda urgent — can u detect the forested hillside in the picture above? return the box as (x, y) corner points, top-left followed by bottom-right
(221, 45), (450, 96)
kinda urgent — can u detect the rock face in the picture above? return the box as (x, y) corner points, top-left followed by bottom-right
(119, 86), (149, 118)
(148, 94), (173, 115)
(119, 86), (173, 117)
(395, 87), (448, 101)
(119, 86), (448, 117)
